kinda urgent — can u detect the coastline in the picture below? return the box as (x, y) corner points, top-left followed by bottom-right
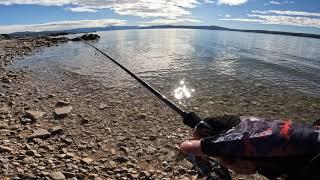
(0, 35), (313, 179)
(5, 25), (320, 40)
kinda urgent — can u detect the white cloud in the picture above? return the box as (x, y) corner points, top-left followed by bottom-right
(203, 0), (215, 3)
(252, 10), (320, 17)
(110, 2), (193, 18)
(0, 0), (201, 18)
(248, 14), (320, 28)
(220, 15), (320, 28)
(139, 18), (203, 25)
(220, 18), (264, 23)
(0, 0), (73, 6)
(217, 0), (248, 6)
(66, 7), (97, 13)
(0, 19), (127, 34)
(269, 1), (294, 5)
(220, 9), (320, 28)
(269, 1), (281, 5)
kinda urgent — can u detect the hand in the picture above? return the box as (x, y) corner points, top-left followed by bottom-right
(180, 131), (257, 175)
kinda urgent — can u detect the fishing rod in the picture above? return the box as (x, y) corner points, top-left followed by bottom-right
(80, 38), (232, 180)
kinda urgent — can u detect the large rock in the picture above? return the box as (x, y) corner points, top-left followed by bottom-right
(139, 171), (151, 178)
(48, 126), (63, 135)
(29, 128), (51, 139)
(71, 34), (100, 41)
(81, 157), (93, 165)
(54, 106), (73, 119)
(55, 100), (70, 107)
(22, 156), (35, 164)
(49, 171), (66, 180)
(25, 110), (45, 121)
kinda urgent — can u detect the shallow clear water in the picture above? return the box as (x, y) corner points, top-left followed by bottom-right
(12, 29), (320, 105)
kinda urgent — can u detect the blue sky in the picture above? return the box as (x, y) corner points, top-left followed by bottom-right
(0, 0), (320, 34)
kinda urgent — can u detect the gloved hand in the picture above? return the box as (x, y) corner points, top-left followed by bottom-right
(181, 116), (320, 179)
(180, 115), (257, 174)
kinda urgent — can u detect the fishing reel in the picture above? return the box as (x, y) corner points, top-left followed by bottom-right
(187, 155), (232, 180)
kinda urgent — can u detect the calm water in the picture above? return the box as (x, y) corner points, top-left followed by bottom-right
(12, 29), (320, 105)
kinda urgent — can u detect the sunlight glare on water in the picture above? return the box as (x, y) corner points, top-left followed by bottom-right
(174, 79), (195, 103)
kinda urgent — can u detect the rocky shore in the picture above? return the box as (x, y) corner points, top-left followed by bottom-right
(0, 35), (276, 180)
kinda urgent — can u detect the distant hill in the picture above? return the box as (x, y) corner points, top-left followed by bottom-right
(7, 26), (140, 38)
(140, 25), (229, 30)
(5, 25), (320, 39)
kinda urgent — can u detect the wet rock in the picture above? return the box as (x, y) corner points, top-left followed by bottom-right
(29, 128), (51, 139)
(48, 126), (63, 135)
(25, 110), (45, 121)
(49, 171), (66, 180)
(54, 106), (73, 119)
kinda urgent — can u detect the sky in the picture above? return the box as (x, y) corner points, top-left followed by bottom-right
(0, 0), (320, 34)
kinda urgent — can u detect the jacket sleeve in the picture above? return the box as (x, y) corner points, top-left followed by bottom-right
(201, 117), (320, 158)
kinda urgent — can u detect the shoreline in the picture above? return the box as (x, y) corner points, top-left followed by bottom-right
(0, 35), (314, 179)
(0, 36), (206, 179)
(5, 25), (320, 40)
